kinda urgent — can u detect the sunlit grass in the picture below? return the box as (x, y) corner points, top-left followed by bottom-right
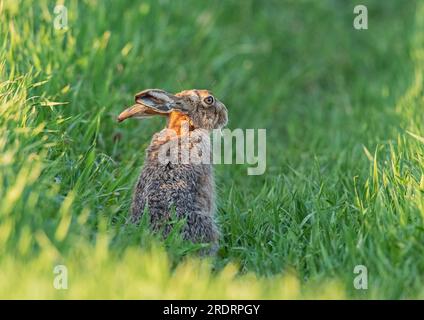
(0, 0), (423, 299)
(0, 243), (347, 299)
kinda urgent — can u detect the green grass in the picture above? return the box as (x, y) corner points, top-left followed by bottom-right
(1, 0), (423, 299)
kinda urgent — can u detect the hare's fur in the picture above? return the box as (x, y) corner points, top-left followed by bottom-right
(130, 129), (218, 244)
(123, 89), (228, 251)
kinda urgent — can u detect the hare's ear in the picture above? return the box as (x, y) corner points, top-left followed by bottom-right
(135, 89), (180, 113)
(118, 103), (163, 122)
(136, 89), (194, 114)
(118, 89), (190, 122)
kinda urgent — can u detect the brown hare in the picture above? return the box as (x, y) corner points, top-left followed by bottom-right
(118, 89), (228, 253)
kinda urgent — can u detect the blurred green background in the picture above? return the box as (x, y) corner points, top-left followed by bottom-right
(0, 0), (423, 298)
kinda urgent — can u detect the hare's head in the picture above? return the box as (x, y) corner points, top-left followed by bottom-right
(118, 89), (228, 132)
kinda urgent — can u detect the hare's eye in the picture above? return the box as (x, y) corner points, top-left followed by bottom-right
(203, 96), (215, 105)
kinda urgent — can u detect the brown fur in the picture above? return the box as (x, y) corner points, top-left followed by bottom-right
(121, 89), (228, 253)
